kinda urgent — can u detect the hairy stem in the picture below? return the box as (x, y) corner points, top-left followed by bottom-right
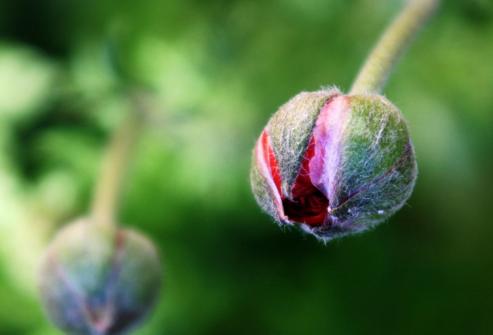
(350, 0), (439, 95)
(91, 93), (148, 227)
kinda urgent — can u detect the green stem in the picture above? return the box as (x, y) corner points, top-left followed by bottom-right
(350, 0), (439, 95)
(91, 93), (147, 227)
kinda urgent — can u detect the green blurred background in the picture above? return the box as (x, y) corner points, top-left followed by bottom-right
(0, 0), (492, 334)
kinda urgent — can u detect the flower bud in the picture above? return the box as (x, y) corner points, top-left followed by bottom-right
(251, 88), (417, 241)
(39, 218), (161, 335)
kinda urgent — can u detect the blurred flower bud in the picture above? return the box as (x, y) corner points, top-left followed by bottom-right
(251, 88), (417, 241)
(39, 218), (161, 335)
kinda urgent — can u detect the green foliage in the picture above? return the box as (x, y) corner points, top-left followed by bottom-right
(0, 0), (492, 334)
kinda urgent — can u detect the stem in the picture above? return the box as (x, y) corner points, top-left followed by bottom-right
(350, 0), (439, 95)
(91, 93), (147, 227)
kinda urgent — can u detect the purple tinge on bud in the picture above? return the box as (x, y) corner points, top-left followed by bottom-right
(251, 88), (417, 241)
(39, 219), (161, 335)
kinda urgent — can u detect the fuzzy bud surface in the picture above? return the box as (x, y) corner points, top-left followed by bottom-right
(39, 218), (161, 335)
(251, 88), (417, 241)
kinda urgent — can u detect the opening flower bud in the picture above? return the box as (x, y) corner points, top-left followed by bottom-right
(251, 88), (417, 241)
(39, 218), (162, 335)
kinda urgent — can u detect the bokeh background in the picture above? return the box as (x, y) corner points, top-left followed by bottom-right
(0, 0), (492, 334)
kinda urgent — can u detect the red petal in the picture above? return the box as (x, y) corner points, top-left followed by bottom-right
(283, 137), (329, 227)
(260, 130), (282, 194)
(256, 130), (329, 227)
(255, 130), (286, 221)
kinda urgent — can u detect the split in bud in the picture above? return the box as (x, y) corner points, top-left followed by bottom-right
(39, 218), (162, 335)
(251, 88), (417, 241)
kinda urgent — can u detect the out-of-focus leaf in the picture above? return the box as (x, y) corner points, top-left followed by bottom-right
(0, 45), (56, 122)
